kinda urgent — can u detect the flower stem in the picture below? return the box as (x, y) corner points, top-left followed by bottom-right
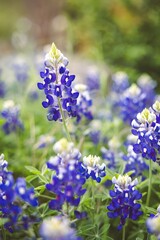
(58, 97), (72, 142)
(122, 225), (126, 240)
(146, 160), (152, 206)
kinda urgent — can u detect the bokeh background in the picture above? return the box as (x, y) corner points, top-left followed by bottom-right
(0, 0), (160, 85)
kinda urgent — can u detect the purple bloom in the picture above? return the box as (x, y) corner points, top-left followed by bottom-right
(73, 84), (93, 123)
(0, 154), (38, 232)
(123, 145), (149, 179)
(37, 43), (79, 122)
(0, 81), (6, 98)
(131, 101), (160, 162)
(111, 71), (129, 94)
(78, 155), (106, 183)
(107, 175), (143, 230)
(86, 67), (100, 91)
(45, 139), (86, 210)
(118, 84), (147, 124)
(1, 100), (23, 134)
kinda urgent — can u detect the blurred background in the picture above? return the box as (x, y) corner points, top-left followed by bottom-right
(0, 0), (160, 84)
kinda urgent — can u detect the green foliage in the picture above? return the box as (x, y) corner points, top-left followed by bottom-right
(65, 0), (160, 83)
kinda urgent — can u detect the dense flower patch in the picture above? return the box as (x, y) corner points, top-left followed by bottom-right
(0, 43), (160, 240)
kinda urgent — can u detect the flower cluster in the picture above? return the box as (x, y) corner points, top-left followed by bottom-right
(118, 84), (147, 124)
(146, 205), (160, 240)
(74, 84), (93, 123)
(123, 145), (149, 179)
(40, 216), (81, 240)
(131, 100), (160, 162)
(107, 175), (143, 230)
(0, 154), (38, 232)
(137, 74), (156, 106)
(46, 139), (86, 210)
(1, 100), (23, 134)
(13, 58), (29, 83)
(0, 81), (6, 98)
(86, 67), (100, 91)
(101, 147), (117, 170)
(78, 155), (106, 183)
(111, 71), (129, 94)
(37, 43), (79, 122)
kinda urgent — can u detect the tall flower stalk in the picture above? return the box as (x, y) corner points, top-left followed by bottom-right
(37, 43), (80, 141)
(131, 100), (160, 205)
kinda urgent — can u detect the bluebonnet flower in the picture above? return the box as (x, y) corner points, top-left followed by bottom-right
(37, 43), (79, 122)
(111, 71), (129, 94)
(107, 175), (143, 230)
(137, 74), (156, 106)
(46, 139), (86, 210)
(1, 100), (23, 134)
(101, 136), (123, 170)
(34, 134), (55, 149)
(40, 216), (81, 240)
(146, 205), (160, 239)
(78, 155), (106, 183)
(86, 67), (100, 91)
(12, 58), (29, 83)
(0, 81), (6, 98)
(123, 145), (149, 179)
(101, 147), (117, 170)
(131, 101), (160, 162)
(73, 84), (93, 123)
(0, 154), (38, 232)
(118, 84), (147, 124)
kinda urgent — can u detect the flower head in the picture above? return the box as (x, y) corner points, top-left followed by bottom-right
(40, 216), (81, 240)
(37, 43), (79, 122)
(118, 83), (147, 124)
(107, 175), (143, 230)
(1, 100), (23, 134)
(46, 140), (86, 210)
(131, 101), (160, 162)
(146, 205), (160, 240)
(123, 145), (149, 180)
(79, 155), (106, 182)
(0, 154), (38, 232)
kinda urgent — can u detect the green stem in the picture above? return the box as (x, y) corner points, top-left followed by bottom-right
(146, 160), (152, 206)
(57, 97), (72, 142)
(122, 225), (126, 240)
(55, 64), (72, 142)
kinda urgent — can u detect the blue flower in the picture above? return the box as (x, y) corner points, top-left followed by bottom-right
(0, 81), (6, 98)
(111, 71), (129, 94)
(0, 154), (38, 232)
(40, 216), (82, 240)
(131, 101), (160, 162)
(118, 84), (147, 124)
(123, 145), (149, 179)
(79, 155), (106, 183)
(1, 100), (23, 134)
(86, 67), (100, 91)
(137, 74), (156, 107)
(107, 175), (143, 230)
(146, 205), (160, 239)
(37, 43), (79, 122)
(73, 84), (93, 123)
(101, 147), (117, 170)
(45, 139), (86, 210)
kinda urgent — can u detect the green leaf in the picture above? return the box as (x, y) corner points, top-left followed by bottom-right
(25, 166), (41, 175)
(38, 175), (48, 183)
(35, 185), (45, 193)
(26, 175), (38, 182)
(0, 218), (8, 226)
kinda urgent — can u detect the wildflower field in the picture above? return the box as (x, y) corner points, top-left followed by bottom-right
(0, 40), (160, 240)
